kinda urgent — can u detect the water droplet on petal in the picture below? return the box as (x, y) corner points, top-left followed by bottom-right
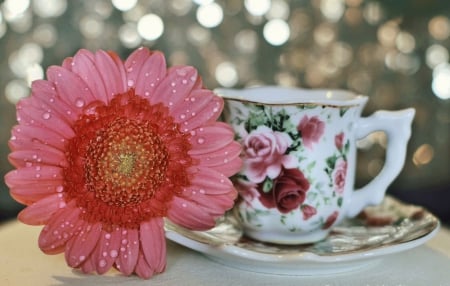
(75, 98), (85, 108)
(99, 259), (107, 267)
(56, 185), (64, 192)
(42, 112), (51, 120)
(182, 79), (188, 84)
(180, 114), (186, 119)
(105, 233), (111, 239)
(127, 79), (134, 87)
(197, 137), (205, 144)
(171, 82), (176, 87)
(79, 255), (86, 261)
(110, 250), (118, 258)
(176, 68), (187, 76)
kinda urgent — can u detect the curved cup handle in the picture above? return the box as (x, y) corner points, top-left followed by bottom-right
(346, 108), (415, 218)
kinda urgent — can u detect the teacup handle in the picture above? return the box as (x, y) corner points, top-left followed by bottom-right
(346, 108), (415, 218)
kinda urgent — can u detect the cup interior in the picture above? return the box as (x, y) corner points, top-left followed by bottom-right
(215, 86), (368, 106)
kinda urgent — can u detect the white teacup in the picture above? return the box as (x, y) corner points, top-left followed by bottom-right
(216, 86), (415, 244)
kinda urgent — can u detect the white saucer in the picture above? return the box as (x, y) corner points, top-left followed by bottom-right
(164, 197), (440, 276)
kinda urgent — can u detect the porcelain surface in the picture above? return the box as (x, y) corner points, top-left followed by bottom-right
(165, 197), (440, 275)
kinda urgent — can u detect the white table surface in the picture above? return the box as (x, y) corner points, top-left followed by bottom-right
(1, 218), (449, 286)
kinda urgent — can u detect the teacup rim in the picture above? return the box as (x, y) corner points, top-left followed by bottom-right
(214, 86), (368, 107)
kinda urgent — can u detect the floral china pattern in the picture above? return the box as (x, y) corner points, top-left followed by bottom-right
(231, 103), (352, 233)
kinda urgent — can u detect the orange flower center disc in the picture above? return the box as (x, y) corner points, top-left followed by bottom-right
(84, 117), (168, 207)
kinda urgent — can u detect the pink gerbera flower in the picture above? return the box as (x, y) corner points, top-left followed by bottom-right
(5, 47), (242, 279)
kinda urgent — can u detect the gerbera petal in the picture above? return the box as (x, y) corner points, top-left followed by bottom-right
(188, 166), (236, 195)
(189, 141), (242, 176)
(93, 50), (127, 98)
(17, 99), (75, 139)
(47, 66), (96, 110)
(135, 252), (154, 279)
(90, 228), (122, 275)
(71, 49), (109, 104)
(179, 185), (236, 217)
(9, 149), (67, 169)
(61, 57), (73, 70)
(116, 228), (139, 276)
(134, 51), (167, 98)
(10, 183), (62, 205)
(188, 122), (235, 155)
(124, 47), (152, 90)
(107, 50), (128, 93)
(173, 89), (223, 132)
(151, 66), (198, 111)
(38, 201), (82, 254)
(5, 166), (63, 187)
(169, 167), (237, 229)
(140, 218), (166, 273)
(81, 255), (96, 274)
(17, 193), (65, 225)
(167, 196), (216, 229)
(65, 221), (103, 268)
(9, 124), (68, 152)
(30, 80), (79, 123)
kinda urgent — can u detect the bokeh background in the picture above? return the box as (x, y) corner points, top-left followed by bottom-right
(0, 0), (449, 223)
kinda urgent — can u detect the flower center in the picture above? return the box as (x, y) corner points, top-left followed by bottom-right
(64, 90), (193, 229)
(84, 118), (168, 207)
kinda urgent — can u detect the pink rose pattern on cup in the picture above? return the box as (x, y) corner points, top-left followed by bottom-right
(297, 115), (325, 150)
(242, 126), (297, 183)
(233, 105), (351, 231)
